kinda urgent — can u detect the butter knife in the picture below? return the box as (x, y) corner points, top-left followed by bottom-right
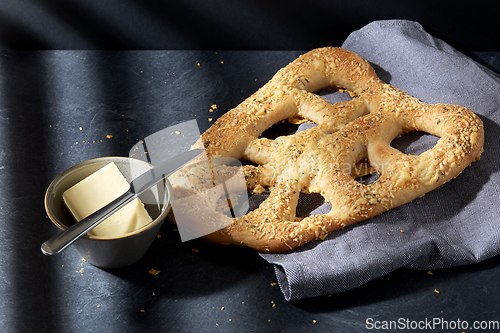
(41, 149), (203, 255)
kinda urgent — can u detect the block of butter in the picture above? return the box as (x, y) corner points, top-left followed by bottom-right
(63, 162), (153, 237)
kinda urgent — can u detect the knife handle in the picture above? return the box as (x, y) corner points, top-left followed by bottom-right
(41, 189), (136, 255)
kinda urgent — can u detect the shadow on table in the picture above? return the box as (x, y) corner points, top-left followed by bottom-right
(103, 219), (268, 298)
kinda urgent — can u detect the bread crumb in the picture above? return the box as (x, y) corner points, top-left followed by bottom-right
(313, 320), (317, 324)
(175, 131), (181, 134)
(106, 135), (113, 139)
(197, 63), (201, 66)
(192, 248), (199, 253)
(149, 268), (160, 276)
(434, 289), (440, 294)
(79, 127), (83, 130)
(252, 184), (265, 194)
(426, 270), (433, 275)
(221, 306), (225, 311)
(211, 104), (217, 110)
(156, 234), (161, 238)
(140, 309), (145, 313)
(208, 118), (213, 122)
(270, 283), (277, 286)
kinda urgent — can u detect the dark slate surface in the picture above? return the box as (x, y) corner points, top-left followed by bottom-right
(1, 50), (499, 332)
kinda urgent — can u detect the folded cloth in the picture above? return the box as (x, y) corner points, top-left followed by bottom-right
(259, 19), (500, 301)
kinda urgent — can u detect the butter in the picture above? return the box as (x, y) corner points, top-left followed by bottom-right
(63, 162), (152, 237)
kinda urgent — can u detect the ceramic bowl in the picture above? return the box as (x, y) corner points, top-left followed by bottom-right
(44, 157), (171, 268)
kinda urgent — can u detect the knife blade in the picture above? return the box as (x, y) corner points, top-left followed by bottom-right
(41, 149), (203, 256)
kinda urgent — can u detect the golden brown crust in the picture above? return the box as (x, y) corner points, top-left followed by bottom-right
(172, 47), (484, 253)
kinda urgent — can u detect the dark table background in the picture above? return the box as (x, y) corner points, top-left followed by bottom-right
(1, 1), (500, 332)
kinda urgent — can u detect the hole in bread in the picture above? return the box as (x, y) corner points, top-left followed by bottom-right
(246, 190), (326, 219)
(296, 192), (326, 218)
(391, 131), (439, 155)
(351, 157), (381, 185)
(315, 88), (353, 104)
(259, 120), (300, 140)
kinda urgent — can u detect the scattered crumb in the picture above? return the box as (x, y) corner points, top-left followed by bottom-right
(140, 309), (145, 313)
(208, 118), (213, 122)
(220, 61), (224, 64)
(175, 131), (181, 134)
(82, 258), (87, 262)
(156, 234), (161, 238)
(221, 307), (225, 311)
(197, 63), (201, 66)
(434, 289), (440, 294)
(313, 320), (317, 324)
(97, 305), (101, 308)
(426, 270), (433, 275)
(400, 230), (404, 233)
(79, 127), (83, 130)
(192, 248), (199, 253)
(229, 319), (232, 322)
(149, 268), (161, 276)
(210, 104), (218, 112)
(252, 184), (265, 194)
(106, 135), (113, 139)
(270, 283), (277, 286)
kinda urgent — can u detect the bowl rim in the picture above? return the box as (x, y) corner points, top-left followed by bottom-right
(44, 156), (172, 241)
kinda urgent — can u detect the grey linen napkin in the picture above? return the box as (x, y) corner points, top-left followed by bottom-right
(259, 19), (500, 301)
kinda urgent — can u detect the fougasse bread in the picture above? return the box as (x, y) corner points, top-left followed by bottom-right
(170, 47), (484, 253)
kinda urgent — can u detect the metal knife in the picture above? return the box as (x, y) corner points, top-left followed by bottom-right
(41, 149), (203, 256)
